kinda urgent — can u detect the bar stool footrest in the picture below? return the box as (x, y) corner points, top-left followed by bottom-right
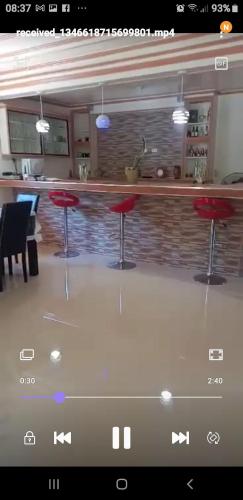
(107, 261), (136, 270)
(194, 273), (226, 285)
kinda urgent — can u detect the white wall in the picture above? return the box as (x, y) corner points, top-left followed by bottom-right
(91, 96), (179, 114)
(73, 113), (89, 141)
(214, 94), (243, 182)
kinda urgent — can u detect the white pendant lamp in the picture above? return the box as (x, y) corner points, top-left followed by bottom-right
(96, 85), (110, 129)
(36, 94), (50, 133)
(172, 72), (189, 124)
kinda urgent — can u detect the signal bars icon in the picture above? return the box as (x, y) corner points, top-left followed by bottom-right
(200, 4), (208, 12)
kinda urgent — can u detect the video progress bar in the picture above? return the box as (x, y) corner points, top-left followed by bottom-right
(65, 396), (223, 399)
(21, 392), (223, 405)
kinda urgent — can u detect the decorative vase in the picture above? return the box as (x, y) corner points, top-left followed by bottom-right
(79, 163), (89, 182)
(193, 161), (207, 184)
(125, 167), (138, 184)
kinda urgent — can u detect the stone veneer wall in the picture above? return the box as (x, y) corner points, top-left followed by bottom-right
(19, 189), (243, 277)
(97, 110), (184, 179)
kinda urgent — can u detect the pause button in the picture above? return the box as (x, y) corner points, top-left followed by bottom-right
(112, 427), (131, 449)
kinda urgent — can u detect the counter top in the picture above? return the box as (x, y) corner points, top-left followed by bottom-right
(1, 178), (243, 199)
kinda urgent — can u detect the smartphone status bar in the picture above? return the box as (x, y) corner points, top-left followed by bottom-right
(0, 2), (241, 32)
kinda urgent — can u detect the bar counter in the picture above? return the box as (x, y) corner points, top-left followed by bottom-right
(1, 178), (243, 199)
(1, 178), (243, 278)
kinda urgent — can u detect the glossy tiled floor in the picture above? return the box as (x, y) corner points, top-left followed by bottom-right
(0, 247), (243, 466)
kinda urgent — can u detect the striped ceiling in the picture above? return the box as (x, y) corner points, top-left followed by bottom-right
(0, 33), (243, 99)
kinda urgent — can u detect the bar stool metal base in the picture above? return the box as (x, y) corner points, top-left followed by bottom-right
(54, 250), (80, 258)
(107, 212), (136, 270)
(194, 273), (226, 285)
(108, 261), (136, 270)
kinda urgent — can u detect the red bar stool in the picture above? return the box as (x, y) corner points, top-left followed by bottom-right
(48, 191), (80, 258)
(107, 195), (140, 270)
(193, 197), (235, 285)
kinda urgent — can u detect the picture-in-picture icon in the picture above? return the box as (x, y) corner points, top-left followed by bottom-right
(20, 349), (35, 361)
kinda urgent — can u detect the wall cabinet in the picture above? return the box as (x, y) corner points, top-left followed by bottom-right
(8, 110), (42, 155)
(0, 108), (70, 157)
(42, 116), (69, 156)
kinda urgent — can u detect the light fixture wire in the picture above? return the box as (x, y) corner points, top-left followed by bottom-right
(179, 72), (184, 103)
(101, 85), (104, 114)
(39, 93), (44, 119)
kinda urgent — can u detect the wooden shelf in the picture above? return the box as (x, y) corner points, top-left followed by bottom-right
(185, 156), (208, 159)
(74, 141), (90, 147)
(188, 121), (209, 126)
(186, 136), (209, 143)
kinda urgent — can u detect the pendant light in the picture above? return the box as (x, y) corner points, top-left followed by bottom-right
(96, 85), (110, 129)
(172, 72), (189, 124)
(36, 94), (50, 133)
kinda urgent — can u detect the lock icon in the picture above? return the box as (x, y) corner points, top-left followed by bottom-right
(24, 431), (36, 446)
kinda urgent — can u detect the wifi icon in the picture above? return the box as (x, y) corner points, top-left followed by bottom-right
(188, 3), (198, 11)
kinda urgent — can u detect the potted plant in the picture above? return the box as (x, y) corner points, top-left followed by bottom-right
(125, 136), (147, 183)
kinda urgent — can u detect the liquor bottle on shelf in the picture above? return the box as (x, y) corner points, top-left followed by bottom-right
(191, 126), (195, 137)
(205, 124), (208, 136)
(187, 128), (191, 138)
(195, 126), (199, 137)
(199, 126), (204, 137)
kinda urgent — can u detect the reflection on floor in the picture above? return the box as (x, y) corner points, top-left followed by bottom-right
(0, 247), (243, 466)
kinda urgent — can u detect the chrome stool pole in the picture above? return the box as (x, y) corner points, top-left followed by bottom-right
(108, 212), (136, 270)
(194, 219), (226, 285)
(54, 206), (80, 258)
(107, 193), (140, 271)
(193, 197), (234, 286)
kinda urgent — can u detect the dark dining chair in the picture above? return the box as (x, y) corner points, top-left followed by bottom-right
(0, 201), (32, 292)
(16, 193), (40, 212)
(15, 193), (40, 263)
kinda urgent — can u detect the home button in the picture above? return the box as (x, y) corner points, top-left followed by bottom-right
(116, 478), (128, 491)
